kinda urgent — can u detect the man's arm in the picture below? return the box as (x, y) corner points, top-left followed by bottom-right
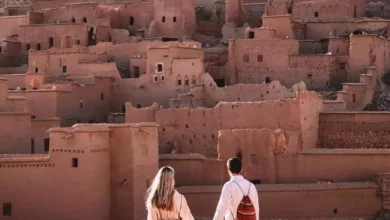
(212, 183), (231, 220)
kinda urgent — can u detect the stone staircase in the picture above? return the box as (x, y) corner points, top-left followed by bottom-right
(322, 66), (377, 111)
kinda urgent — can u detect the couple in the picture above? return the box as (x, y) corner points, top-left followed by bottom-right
(146, 157), (260, 220)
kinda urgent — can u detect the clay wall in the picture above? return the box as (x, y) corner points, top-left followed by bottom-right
(262, 15), (296, 39)
(197, 21), (224, 37)
(328, 37), (350, 55)
(0, 113), (31, 153)
(319, 112), (390, 149)
(292, 0), (365, 22)
(298, 40), (326, 54)
(112, 46), (203, 108)
(1, 74), (26, 89)
(0, 66), (28, 76)
(56, 78), (112, 126)
(0, 127), (111, 220)
(225, 38), (298, 85)
(89, 41), (201, 77)
(159, 154), (227, 186)
(348, 35), (388, 82)
(31, 118), (60, 153)
(305, 20), (390, 40)
(0, 15), (28, 41)
(118, 2), (154, 35)
(288, 55), (336, 89)
(108, 123), (159, 220)
(151, 0), (196, 38)
(226, 38), (335, 89)
(198, 74), (305, 107)
(180, 183), (380, 218)
(19, 23), (89, 52)
(126, 92), (322, 157)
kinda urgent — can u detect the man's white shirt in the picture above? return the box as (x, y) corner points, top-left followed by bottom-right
(213, 175), (260, 220)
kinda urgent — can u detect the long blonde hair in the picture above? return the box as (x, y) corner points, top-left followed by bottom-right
(146, 166), (176, 211)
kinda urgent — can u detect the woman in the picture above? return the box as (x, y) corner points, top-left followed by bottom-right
(146, 166), (194, 220)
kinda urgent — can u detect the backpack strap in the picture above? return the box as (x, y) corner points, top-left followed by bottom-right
(232, 181), (245, 196)
(247, 182), (251, 196)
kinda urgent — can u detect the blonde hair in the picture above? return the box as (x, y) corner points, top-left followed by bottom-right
(146, 166), (176, 211)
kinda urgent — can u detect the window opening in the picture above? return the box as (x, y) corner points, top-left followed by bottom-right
(130, 16), (134, 25)
(44, 138), (50, 152)
(72, 158), (78, 167)
(249, 31), (255, 39)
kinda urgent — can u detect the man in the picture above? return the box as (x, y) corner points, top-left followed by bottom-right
(213, 157), (259, 220)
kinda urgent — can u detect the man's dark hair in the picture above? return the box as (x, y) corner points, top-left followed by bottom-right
(227, 157), (242, 174)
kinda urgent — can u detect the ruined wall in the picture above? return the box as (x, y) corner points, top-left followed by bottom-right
(181, 183), (380, 219)
(319, 112), (390, 149)
(305, 20), (390, 39)
(126, 92), (322, 157)
(292, 0), (365, 22)
(198, 74), (305, 107)
(159, 154), (227, 186)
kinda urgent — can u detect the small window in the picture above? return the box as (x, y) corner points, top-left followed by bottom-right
(80, 101), (83, 109)
(100, 93), (104, 101)
(82, 17), (87, 23)
(3, 202), (12, 216)
(136, 104), (142, 108)
(36, 43), (41, 50)
(44, 138), (50, 152)
(134, 66), (140, 78)
(49, 37), (54, 48)
(34, 67), (38, 73)
(336, 48), (340, 54)
(157, 63), (163, 72)
(243, 55), (249, 63)
(352, 94), (356, 103)
(161, 75), (165, 81)
(72, 158), (78, 167)
(153, 75), (158, 82)
(71, 18), (75, 23)
(257, 55), (263, 62)
(265, 77), (271, 84)
(173, 17), (177, 22)
(191, 76), (196, 85)
(249, 31), (255, 39)
(162, 16), (166, 22)
(307, 73), (313, 80)
(339, 63), (346, 70)
(177, 79), (182, 86)
(75, 39), (80, 45)
(26, 44), (30, 50)
(315, 12), (319, 17)
(62, 66), (67, 73)
(130, 16), (135, 25)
